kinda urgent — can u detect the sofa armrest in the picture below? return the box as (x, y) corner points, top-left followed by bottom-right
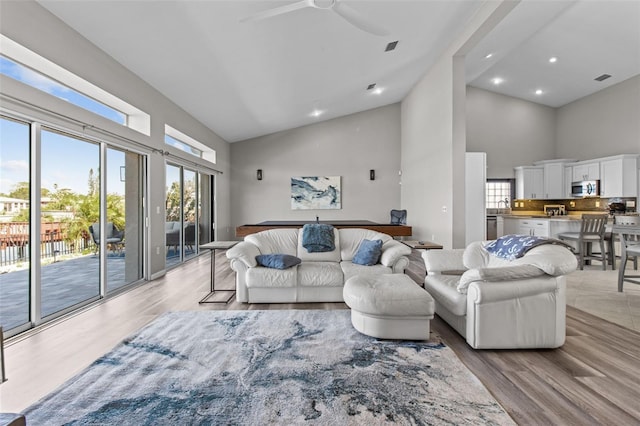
(379, 241), (411, 267)
(422, 249), (465, 274)
(225, 241), (260, 268)
(467, 275), (561, 304)
(457, 264), (545, 293)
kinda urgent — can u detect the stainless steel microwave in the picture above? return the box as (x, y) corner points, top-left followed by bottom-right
(571, 180), (600, 197)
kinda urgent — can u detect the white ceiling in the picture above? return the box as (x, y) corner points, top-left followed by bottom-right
(37, 0), (640, 143)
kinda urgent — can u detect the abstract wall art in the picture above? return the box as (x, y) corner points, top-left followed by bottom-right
(291, 176), (341, 210)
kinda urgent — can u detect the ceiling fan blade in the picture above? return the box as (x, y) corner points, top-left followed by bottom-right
(332, 2), (389, 36)
(240, 1), (310, 23)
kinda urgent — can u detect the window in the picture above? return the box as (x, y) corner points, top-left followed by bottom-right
(1, 55), (126, 125)
(0, 34), (150, 135)
(165, 134), (202, 158)
(165, 125), (216, 164)
(485, 179), (515, 209)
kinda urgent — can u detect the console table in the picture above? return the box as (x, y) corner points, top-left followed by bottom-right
(236, 220), (412, 238)
(199, 241), (238, 304)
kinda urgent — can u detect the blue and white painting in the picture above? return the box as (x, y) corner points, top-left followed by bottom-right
(291, 176), (341, 210)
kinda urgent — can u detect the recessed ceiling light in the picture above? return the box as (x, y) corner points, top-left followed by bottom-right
(535, 89), (543, 95)
(371, 87), (384, 95)
(309, 109), (324, 118)
(549, 57), (558, 63)
(492, 77), (503, 85)
(484, 53), (493, 59)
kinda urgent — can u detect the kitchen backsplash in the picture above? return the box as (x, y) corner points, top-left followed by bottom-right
(510, 197), (637, 213)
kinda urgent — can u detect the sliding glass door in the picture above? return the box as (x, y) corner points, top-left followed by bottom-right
(165, 164), (212, 268)
(0, 117), (30, 332)
(0, 115), (147, 337)
(40, 129), (101, 318)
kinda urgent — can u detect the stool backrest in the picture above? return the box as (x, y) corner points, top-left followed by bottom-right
(580, 214), (607, 238)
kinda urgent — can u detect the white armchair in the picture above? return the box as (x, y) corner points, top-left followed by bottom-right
(422, 240), (577, 349)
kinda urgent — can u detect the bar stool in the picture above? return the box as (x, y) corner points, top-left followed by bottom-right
(558, 214), (608, 270)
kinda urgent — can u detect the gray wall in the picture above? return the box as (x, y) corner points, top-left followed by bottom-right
(556, 75), (640, 159)
(1, 0), (231, 278)
(466, 86), (557, 178)
(401, 2), (511, 249)
(230, 104), (401, 230)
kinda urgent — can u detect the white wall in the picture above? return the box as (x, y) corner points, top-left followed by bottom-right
(0, 1), (231, 277)
(401, 1), (514, 249)
(230, 104), (401, 229)
(556, 75), (640, 159)
(466, 86), (557, 178)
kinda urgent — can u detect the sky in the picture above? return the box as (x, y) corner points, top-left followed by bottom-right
(0, 56), (127, 197)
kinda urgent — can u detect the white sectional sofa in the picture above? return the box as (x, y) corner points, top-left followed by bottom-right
(226, 228), (412, 303)
(422, 240), (577, 349)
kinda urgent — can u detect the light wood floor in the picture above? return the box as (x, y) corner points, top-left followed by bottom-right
(1, 251), (640, 425)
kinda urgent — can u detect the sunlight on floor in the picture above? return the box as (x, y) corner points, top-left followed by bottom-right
(565, 264), (640, 332)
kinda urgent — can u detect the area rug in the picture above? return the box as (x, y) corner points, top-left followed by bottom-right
(25, 310), (514, 425)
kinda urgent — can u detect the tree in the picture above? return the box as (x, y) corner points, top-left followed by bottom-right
(8, 182), (29, 200)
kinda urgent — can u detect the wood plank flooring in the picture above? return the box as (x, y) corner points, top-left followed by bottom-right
(1, 250), (639, 425)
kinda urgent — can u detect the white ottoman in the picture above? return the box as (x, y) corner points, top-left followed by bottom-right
(343, 274), (435, 340)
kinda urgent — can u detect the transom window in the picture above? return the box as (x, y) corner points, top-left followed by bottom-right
(1, 55), (126, 125)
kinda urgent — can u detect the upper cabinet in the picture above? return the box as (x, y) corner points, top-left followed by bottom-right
(515, 166), (544, 199)
(542, 162), (566, 199)
(572, 161), (600, 181)
(600, 155), (639, 198)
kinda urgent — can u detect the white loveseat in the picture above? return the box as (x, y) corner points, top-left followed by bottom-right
(422, 240), (577, 349)
(226, 228), (412, 303)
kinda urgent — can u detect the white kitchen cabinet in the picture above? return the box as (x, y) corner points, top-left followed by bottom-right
(519, 219), (550, 237)
(564, 166), (573, 198)
(543, 162), (565, 199)
(499, 217), (550, 237)
(572, 161), (600, 181)
(600, 155), (639, 198)
(515, 166), (544, 199)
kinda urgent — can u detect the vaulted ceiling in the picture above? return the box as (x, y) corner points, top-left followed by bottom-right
(37, 0), (640, 142)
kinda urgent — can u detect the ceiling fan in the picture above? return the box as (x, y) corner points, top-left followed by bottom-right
(241, 0), (389, 36)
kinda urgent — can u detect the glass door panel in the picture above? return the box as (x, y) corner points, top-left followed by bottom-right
(165, 164), (182, 268)
(183, 169), (197, 261)
(40, 129), (100, 318)
(106, 148), (143, 292)
(0, 117), (31, 332)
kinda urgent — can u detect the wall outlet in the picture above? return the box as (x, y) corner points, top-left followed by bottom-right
(156, 246), (160, 255)
(570, 201), (575, 207)
(442, 206), (447, 213)
(595, 201), (600, 208)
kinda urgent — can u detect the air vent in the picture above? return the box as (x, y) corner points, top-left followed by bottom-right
(385, 41), (398, 52)
(367, 83), (376, 90)
(594, 74), (611, 82)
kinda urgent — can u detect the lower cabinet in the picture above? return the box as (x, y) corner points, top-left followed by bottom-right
(500, 217), (581, 238)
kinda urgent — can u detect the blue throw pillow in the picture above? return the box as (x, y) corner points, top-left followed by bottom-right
(352, 239), (383, 266)
(255, 254), (301, 269)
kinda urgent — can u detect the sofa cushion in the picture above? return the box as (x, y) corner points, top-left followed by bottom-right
(339, 229), (392, 261)
(352, 239), (383, 266)
(256, 254), (301, 270)
(246, 228), (299, 256)
(340, 261), (392, 282)
(247, 266), (297, 288)
(297, 262), (343, 287)
(297, 228), (341, 262)
(423, 274), (467, 316)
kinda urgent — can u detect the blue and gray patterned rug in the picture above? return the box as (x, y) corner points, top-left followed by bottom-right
(25, 310), (514, 425)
